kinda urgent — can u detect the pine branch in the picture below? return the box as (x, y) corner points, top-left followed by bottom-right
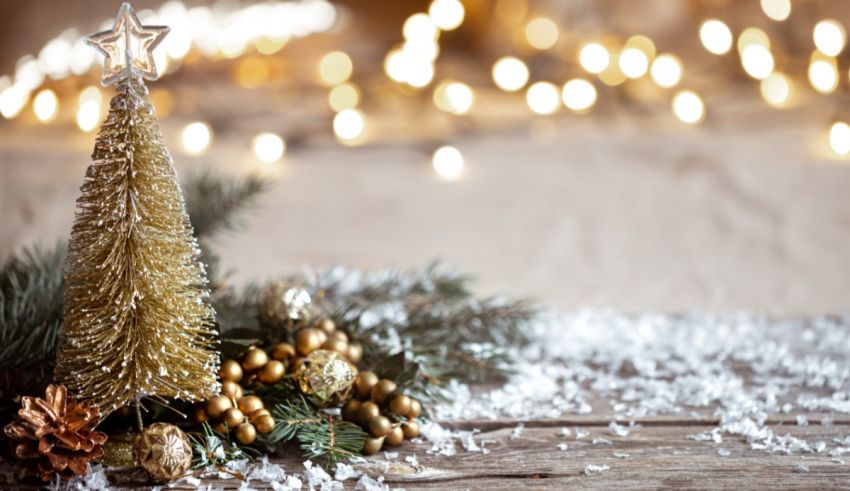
(189, 422), (259, 476)
(183, 170), (268, 240)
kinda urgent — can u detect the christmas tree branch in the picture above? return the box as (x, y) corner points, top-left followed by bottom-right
(183, 170), (269, 239)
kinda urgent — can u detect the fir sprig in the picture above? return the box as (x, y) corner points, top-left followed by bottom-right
(189, 422), (260, 478)
(183, 170), (268, 240)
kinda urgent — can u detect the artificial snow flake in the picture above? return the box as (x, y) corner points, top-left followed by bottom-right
(404, 454), (419, 466)
(608, 422), (630, 437)
(613, 452), (630, 459)
(511, 423), (525, 440)
(717, 449), (731, 457)
(556, 443), (568, 451)
(593, 438), (613, 445)
(584, 464), (610, 476)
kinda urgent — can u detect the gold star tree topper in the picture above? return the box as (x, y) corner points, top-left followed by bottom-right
(87, 3), (170, 86)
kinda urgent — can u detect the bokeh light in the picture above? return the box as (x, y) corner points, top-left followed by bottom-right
(0, 83), (30, 119)
(700, 20), (733, 55)
(181, 121), (212, 155)
(619, 48), (649, 79)
(434, 81), (474, 115)
(319, 51), (353, 86)
(579, 43), (610, 74)
(830, 122), (850, 156)
(741, 44), (774, 80)
(813, 20), (846, 57)
(760, 72), (791, 107)
(650, 54), (683, 88)
(526, 82), (560, 115)
(33, 89), (58, 123)
(760, 0), (791, 21)
(561, 79), (597, 112)
(525, 17), (559, 50)
(333, 109), (366, 141)
(433, 146), (464, 181)
(808, 55), (839, 94)
(429, 0), (465, 31)
(76, 86), (102, 132)
(492, 57), (530, 92)
(737, 27), (771, 53)
(252, 132), (286, 163)
(672, 90), (705, 125)
(329, 83), (360, 111)
(404, 13), (439, 41)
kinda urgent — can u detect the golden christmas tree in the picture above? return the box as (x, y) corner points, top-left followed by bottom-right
(55, 3), (219, 414)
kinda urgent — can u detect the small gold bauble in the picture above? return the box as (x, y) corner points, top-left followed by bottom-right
(385, 426), (404, 446)
(329, 330), (348, 343)
(371, 379), (397, 405)
(249, 408), (271, 422)
(358, 401), (380, 424)
(368, 415), (392, 438)
(388, 394), (412, 416)
(213, 422), (228, 433)
(192, 407), (208, 424)
(221, 380), (242, 399)
(258, 282), (312, 330)
(235, 423), (257, 445)
(223, 407), (245, 428)
(341, 399), (361, 422)
(219, 359), (244, 383)
(315, 318), (336, 334)
(295, 328), (323, 356)
(347, 343), (363, 363)
(238, 395), (264, 415)
(407, 399), (422, 419)
(133, 423), (192, 482)
(295, 349), (358, 407)
(206, 395), (232, 419)
(258, 360), (286, 384)
(354, 371), (379, 399)
(242, 347), (269, 372)
(362, 436), (384, 455)
(271, 343), (296, 361)
(323, 337), (348, 355)
(402, 421), (420, 439)
(254, 415), (276, 434)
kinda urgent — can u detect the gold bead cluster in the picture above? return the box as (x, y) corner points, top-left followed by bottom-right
(294, 318), (363, 363)
(340, 371), (422, 454)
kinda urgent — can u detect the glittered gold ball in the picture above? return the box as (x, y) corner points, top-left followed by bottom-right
(315, 318), (336, 334)
(235, 423), (257, 445)
(258, 282), (312, 330)
(386, 426), (404, 446)
(347, 343), (363, 363)
(388, 394), (412, 416)
(219, 360), (244, 383)
(238, 395), (264, 415)
(206, 395), (232, 419)
(254, 415), (276, 434)
(358, 401), (380, 424)
(355, 371), (379, 400)
(223, 407), (245, 428)
(241, 348), (269, 372)
(371, 379), (397, 405)
(295, 328), (323, 356)
(259, 360), (286, 384)
(407, 399), (422, 419)
(295, 349), (358, 407)
(368, 415), (392, 438)
(402, 421), (420, 439)
(133, 423), (192, 483)
(271, 343), (296, 361)
(341, 399), (361, 422)
(362, 436), (384, 455)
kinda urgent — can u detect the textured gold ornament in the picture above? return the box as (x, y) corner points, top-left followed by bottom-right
(295, 349), (358, 407)
(133, 423), (192, 482)
(54, 74), (219, 414)
(258, 282), (312, 330)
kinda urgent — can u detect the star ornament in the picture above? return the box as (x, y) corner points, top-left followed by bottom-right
(87, 2), (170, 86)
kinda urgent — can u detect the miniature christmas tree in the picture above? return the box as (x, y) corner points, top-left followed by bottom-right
(55, 3), (219, 414)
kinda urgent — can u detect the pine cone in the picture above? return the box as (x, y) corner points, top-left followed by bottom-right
(3, 385), (107, 481)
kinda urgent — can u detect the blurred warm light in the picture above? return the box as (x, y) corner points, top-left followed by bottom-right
(218, 26), (248, 59)
(181, 121), (212, 155)
(525, 17), (559, 50)
(434, 81), (474, 115)
(813, 20), (846, 57)
(526, 82), (560, 115)
(252, 132), (286, 163)
(561, 79), (597, 112)
(319, 51), (353, 86)
(15, 56), (43, 91)
(672, 90), (705, 125)
(619, 48), (649, 79)
(149, 89), (175, 118)
(404, 13), (439, 41)
(0, 83), (30, 119)
(235, 57), (272, 88)
(385, 49), (407, 82)
(333, 109), (365, 141)
(428, 0), (464, 31)
(700, 20), (733, 55)
(625, 35), (656, 59)
(741, 44), (774, 80)
(256, 35), (289, 55)
(329, 83), (360, 111)
(830, 122), (850, 156)
(33, 89), (58, 123)
(76, 86), (101, 132)
(432, 146), (464, 180)
(39, 36), (73, 79)
(737, 27), (771, 53)
(384, 48), (435, 87)
(808, 55), (839, 94)
(760, 72), (791, 107)
(598, 53), (627, 86)
(162, 1), (192, 60)
(492, 56), (529, 92)
(761, 0), (791, 21)
(70, 38), (95, 76)
(579, 43), (610, 74)
(406, 62), (435, 88)
(650, 54), (682, 88)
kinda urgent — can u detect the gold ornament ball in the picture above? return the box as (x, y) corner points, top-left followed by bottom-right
(220, 359), (244, 383)
(133, 423), (192, 482)
(221, 380), (242, 400)
(315, 318), (336, 334)
(192, 407), (208, 424)
(386, 426), (404, 446)
(402, 421), (420, 439)
(272, 343), (296, 361)
(341, 399), (361, 422)
(362, 436), (385, 455)
(259, 360), (286, 384)
(242, 347), (269, 372)
(407, 399), (422, 419)
(329, 330), (348, 343)
(347, 343), (363, 363)
(249, 408), (271, 422)
(323, 337), (349, 355)
(223, 407), (245, 428)
(295, 328), (323, 356)
(235, 423), (257, 445)
(388, 394), (412, 416)
(371, 379), (397, 405)
(355, 371), (379, 399)
(206, 395), (232, 419)
(255, 415), (276, 434)
(358, 401), (380, 424)
(295, 349), (358, 407)
(238, 395), (265, 415)
(368, 415), (392, 438)
(258, 283), (312, 330)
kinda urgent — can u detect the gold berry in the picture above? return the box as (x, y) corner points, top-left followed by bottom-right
(386, 426), (404, 446)
(223, 407), (245, 428)
(329, 330), (348, 343)
(242, 347), (269, 372)
(235, 423), (257, 444)
(206, 395), (232, 419)
(255, 415), (276, 434)
(238, 395), (265, 415)
(341, 399), (361, 422)
(213, 422), (228, 433)
(271, 343), (296, 361)
(407, 399), (422, 419)
(315, 318), (336, 334)
(249, 408), (271, 422)
(192, 407), (208, 424)
(295, 328), (323, 356)
(258, 360), (286, 384)
(358, 401), (380, 424)
(221, 380), (242, 400)
(402, 420), (420, 439)
(323, 337), (348, 355)
(388, 394), (412, 416)
(362, 436), (384, 455)
(368, 415), (392, 438)
(371, 379), (397, 405)
(355, 372), (379, 399)
(220, 359), (244, 383)
(347, 343), (363, 363)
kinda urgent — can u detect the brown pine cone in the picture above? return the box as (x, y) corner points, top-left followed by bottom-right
(3, 384), (107, 481)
